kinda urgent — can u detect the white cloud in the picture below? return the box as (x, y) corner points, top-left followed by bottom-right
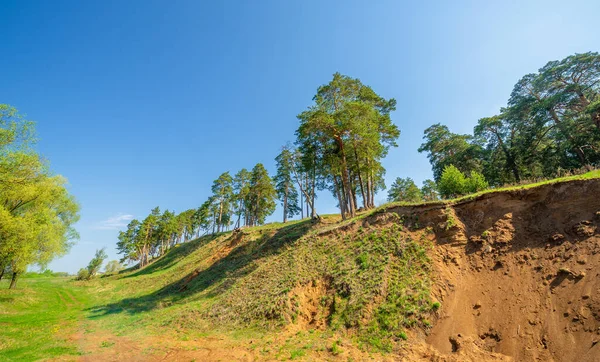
(94, 213), (135, 230)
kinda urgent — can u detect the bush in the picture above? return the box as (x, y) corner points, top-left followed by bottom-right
(465, 171), (488, 193)
(76, 268), (90, 281)
(438, 165), (467, 198)
(438, 165), (489, 199)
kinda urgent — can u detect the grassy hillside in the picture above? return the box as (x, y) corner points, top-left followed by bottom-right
(87, 215), (439, 354)
(0, 214), (440, 361)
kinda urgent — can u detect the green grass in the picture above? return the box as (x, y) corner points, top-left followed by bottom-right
(371, 169), (600, 213)
(0, 277), (92, 361)
(446, 169), (600, 204)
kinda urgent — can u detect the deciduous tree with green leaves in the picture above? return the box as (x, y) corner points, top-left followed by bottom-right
(0, 104), (80, 288)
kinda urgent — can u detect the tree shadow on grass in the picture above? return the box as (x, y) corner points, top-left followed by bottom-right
(86, 220), (314, 318)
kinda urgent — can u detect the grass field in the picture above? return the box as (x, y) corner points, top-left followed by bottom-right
(0, 277), (91, 361)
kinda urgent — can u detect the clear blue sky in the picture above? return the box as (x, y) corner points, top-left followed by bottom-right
(1, 0), (598, 273)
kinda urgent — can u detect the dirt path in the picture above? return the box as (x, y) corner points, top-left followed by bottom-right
(58, 318), (261, 362)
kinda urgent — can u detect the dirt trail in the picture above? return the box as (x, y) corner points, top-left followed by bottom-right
(59, 325), (260, 362)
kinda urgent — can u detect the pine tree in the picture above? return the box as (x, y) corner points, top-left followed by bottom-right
(274, 148), (301, 223)
(211, 172), (233, 232)
(296, 73), (399, 219)
(246, 163), (276, 226)
(232, 168), (251, 227)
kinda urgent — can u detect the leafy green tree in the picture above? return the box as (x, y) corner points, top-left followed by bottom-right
(156, 210), (177, 254)
(178, 209), (197, 242)
(246, 163), (276, 226)
(474, 113), (523, 184)
(274, 148), (301, 222)
(0, 105), (80, 288)
(387, 177), (422, 203)
(419, 53), (600, 185)
(194, 202), (212, 235)
(86, 248), (108, 279)
(421, 179), (439, 201)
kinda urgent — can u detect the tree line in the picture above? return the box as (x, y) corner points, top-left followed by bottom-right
(115, 52), (600, 268)
(116, 52), (600, 267)
(385, 52), (599, 203)
(0, 105), (80, 289)
(417, 52), (600, 190)
(116, 163), (279, 267)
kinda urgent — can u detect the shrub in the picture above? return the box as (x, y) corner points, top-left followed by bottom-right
(438, 165), (467, 198)
(76, 268), (90, 281)
(465, 171), (489, 193)
(438, 166), (489, 198)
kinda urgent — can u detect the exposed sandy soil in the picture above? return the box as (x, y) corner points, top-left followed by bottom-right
(386, 178), (600, 361)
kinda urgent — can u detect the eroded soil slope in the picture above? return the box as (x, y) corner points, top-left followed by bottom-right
(385, 179), (600, 361)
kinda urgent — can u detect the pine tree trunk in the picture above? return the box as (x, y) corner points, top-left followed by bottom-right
(333, 175), (346, 219)
(353, 145), (368, 209)
(369, 175), (375, 208)
(283, 183), (288, 223)
(300, 187), (304, 219)
(217, 198), (223, 233)
(365, 159), (373, 208)
(336, 139), (355, 218)
(310, 164), (317, 218)
(0, 267), (5, 281)
(349, 174), (358, 213)
(365, 175), (371, 209)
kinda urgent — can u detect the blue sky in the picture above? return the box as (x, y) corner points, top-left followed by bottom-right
(1, 0), (598, 273)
